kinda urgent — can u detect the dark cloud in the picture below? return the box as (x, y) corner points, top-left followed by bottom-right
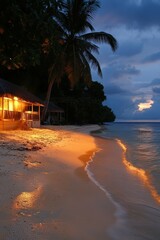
(117, 40), (143, 57)
(134, 78), (160, 89)
(105, 94), (136, 119)
(91, 1), (160, 120)
(96, 0), (160, 30)
(109, 96), (160, 120)
(150, 78), (160, 86)
(153, 87), (160, 94)
(104, 62), (140, 80)
(143, 52), (160, 63)
(131, 78), (160, 94)
(104, 84), (128, 95)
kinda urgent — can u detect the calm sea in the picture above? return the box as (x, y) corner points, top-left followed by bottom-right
(88, 122), (160, 240)
(99, 122), (160, 196)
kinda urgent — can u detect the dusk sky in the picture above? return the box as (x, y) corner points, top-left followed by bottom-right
(92, 0), (160, 120)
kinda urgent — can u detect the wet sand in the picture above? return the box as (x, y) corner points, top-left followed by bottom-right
(89, 137), (160, 240)
(0, 125), (116, 240)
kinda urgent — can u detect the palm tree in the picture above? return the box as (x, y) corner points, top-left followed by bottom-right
(42, 0), (118, 122)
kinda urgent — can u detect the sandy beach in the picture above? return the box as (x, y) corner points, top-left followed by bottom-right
(1, 124), (160, 240)
(0, 125), (116, 240)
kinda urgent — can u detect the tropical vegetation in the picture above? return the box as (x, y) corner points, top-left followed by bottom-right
(0, 0), (118, 124)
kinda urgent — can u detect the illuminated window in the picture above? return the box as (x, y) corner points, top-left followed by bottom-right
(14, 99), (21, 111)
(4, 98), (9, 110)
(0, 97), (2, 110)
(9, 99), (13, 111)
(3, 98), (13, 111)
(0, 97), (2, 118)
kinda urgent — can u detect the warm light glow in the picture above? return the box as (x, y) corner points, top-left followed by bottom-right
(9, 99), (13, 111)
(138, 100), (154, 111)
(24, 160), (42, 168)
(13, 96), (18, 101)
(4, 97), (11, 100)
(13, 186), (42, 210)
(3, 97), (13, 111)
(13, 96), (19, 110)
(13, 96), (26, 111)
(25, 111), (32, 113)
(14, 99), (20, 111)
(116, 139), (160, 204)
(0, 97), (2, 110)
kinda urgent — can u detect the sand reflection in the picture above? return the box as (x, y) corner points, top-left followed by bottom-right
(13, 186), (42, 210)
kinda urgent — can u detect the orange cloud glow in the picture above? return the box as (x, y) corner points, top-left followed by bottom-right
(138, 100), (154, 111)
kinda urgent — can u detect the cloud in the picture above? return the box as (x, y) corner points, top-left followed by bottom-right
(117, 40), (143, 57)
(104, 94), (135, 119)
(104, 84), (128, 95)
(153, 87), (160, 94)
(103, 78), (158, 119)
(143, 52), (160, 63)
(92, 0), (160, 120)
(132, 100), (160, 120)
(102, 62), (140, 81)
(96, 0), (160, 30)
(150, 78), (160, 86)
(138, 99), (154, 111)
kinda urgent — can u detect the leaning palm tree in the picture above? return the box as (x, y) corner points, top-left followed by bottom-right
(42, 0), (118, 121)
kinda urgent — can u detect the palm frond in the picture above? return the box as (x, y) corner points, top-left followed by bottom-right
(83, 50), (102, 78)
(81, 31), (118, 51)
(53, 10), (70, 36)
(84, 0), (100, 20)
(75, 38), (99, 54)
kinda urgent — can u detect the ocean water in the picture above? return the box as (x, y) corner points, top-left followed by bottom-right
(87, 122), (160, 240)
(98, 122), (160, 197)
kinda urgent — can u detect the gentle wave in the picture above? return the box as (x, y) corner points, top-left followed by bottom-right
(116, 138), (160, 204)
(84, 146), (147, 240)
(90, 123), (160, 239)
(85, 148), (127, 218)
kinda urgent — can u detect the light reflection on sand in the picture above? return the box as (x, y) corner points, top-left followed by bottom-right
(24, 160), (42, 168)
(13, 186), (42, 210)
(117, 139), (160, 204)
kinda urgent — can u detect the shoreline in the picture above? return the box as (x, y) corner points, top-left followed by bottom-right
(90, 135), (160, 240)
(0, 125), (116, 240)
(1, 124), (160, 239)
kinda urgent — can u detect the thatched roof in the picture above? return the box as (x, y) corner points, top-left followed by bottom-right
(0, 78), (44, 105)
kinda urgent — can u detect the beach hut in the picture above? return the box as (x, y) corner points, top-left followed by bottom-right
(46, 102), (65, 125)
(0, 78), (44, 130)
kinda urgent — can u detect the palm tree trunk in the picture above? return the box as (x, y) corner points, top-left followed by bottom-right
(73, 44), (77, 84)
(41, 67), (55, 123)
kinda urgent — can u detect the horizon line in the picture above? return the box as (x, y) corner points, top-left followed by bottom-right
(115, 119), (160, 123)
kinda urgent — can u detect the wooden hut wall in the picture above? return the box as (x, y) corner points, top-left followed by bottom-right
(0, 95), (41, 130)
